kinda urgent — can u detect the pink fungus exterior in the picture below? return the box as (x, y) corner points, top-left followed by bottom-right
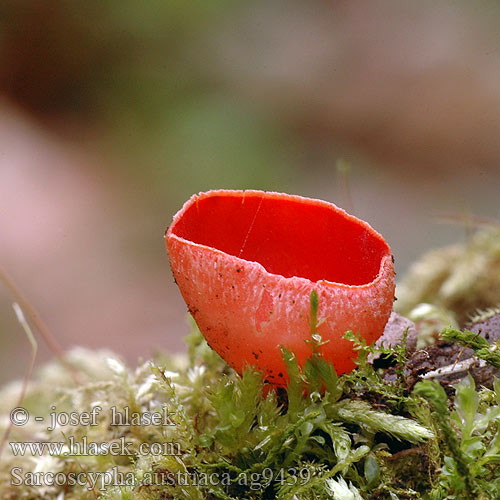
(166, 190), (395, 386)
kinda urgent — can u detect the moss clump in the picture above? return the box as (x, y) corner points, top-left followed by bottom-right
(2, 229), (500, 499)
(1, 314), (499, 500)
(0, 321), (425, 500)
(396, 228), (500, 325)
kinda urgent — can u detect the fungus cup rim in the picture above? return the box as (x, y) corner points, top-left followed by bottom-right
(165, 189), (393, 290)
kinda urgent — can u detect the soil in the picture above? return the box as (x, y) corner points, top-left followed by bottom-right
(400, 313), (499, 394)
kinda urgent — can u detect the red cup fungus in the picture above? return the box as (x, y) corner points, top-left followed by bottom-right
(166, 190), (395, 386)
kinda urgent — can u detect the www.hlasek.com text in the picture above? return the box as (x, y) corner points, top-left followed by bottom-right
(10, 437), (181, 457)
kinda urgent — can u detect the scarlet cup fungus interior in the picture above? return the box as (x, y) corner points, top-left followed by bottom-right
(172, 193), (389, 286)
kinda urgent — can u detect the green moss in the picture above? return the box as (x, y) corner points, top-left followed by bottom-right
(1, 322), (499, 499)
(0, 322), (440, 500)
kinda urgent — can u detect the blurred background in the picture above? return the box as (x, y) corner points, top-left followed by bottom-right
(1, 0), (500, 384)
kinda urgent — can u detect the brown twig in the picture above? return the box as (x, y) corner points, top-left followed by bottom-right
(451, 332), (481, 372)
(0, 263), (81, 385)
(336, 158), (355, 215)
(436, 212), (500, 229)
(0, 303), (38, 456)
